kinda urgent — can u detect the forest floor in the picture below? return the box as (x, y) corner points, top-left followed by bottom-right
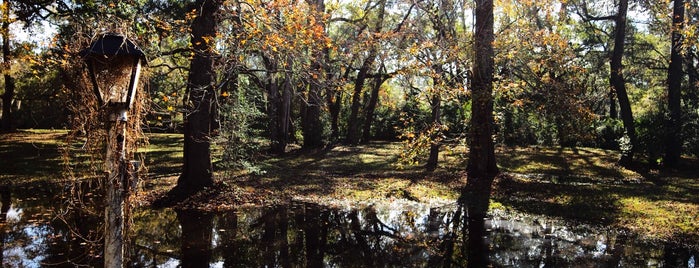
(1, 129), (698, 248)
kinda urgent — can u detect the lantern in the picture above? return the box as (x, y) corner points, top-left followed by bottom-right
(81, 33), (146, 117)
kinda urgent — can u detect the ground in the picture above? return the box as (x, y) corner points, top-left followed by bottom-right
(1, 129), (698, 249)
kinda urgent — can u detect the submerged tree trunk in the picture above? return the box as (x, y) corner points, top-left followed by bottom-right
(1, 0), (14, 132)
(610, 0), (636, 166)
(467, 0), (498, 180)
(177, 0), (222, 194)
(665, 0), (685, 167)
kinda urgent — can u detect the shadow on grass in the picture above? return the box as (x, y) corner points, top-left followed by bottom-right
(231, 142), (462, 201)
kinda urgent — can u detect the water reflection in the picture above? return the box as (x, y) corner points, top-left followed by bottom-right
(131, 201), (697, 267)
(0, 182), (696, 267)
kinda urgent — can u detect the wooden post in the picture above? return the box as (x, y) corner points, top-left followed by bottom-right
(104, 109), (128, 268)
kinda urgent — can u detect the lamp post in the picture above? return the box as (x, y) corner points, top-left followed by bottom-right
(81, 33), (145, 268)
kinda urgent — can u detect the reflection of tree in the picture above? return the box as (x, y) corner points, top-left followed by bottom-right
(131, 208), (180, 266)
(126, 200), (696, 267)
(42, 181), (103, 267)
(217, 212), (239, 268)
(301, 203), (328, 268)
(0, 186), (10, 266)
(426, 206), (462, 267)
(461, 178), (494, 268)
(176, 209), (213, 267)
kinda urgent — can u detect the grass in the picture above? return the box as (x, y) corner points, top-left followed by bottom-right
(1, 130), (697, 248)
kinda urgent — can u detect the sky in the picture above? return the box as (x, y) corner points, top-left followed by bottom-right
(11, 20), (58, 50)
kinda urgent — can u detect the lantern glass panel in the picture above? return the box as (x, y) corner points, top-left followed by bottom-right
(92, 55), (138, 105)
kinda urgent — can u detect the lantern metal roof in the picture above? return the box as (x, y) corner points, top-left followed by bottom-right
(80, 33), (147, 62)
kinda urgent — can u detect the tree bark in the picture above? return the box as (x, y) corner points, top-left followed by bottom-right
(346, 52), (375, 145)
(303, 0), (326, 149)
(467, 0), (498, 179)
(665, 0), (685, 167)
(426, 89), (442, 171)
(328, 87), (342, 140)
(425, 66), (444, 171)
(361, 68), (388, 143)
(177, 0), (222, 193)
(1, 0), (14, 132)
(610, 0), (636, 166)
(280, 59), (293, 150)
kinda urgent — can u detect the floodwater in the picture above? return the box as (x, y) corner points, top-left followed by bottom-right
(0, 183), (697, 267)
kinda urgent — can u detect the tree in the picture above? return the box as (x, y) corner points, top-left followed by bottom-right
(609, 0), (637, 166)
(577, 0), (637, 165)
(302, 0), (327, 150)
(346, 0), (386, 145)
(665, 0), (685, 167)
(1, 0), (58, 131)
(465, 0), (498, 219)
(176, 0), (223, 194)
(1, 0), (13, 132)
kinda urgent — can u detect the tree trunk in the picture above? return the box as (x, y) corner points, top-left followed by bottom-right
(610, 0), (636, 166)
(467, 0), (498, 180)
(303, 0), (326, 149)
(1, 0), (14, 132)
(665, 0), (685, 167)
(361, 69), (387, 143)
(280, 57), (293, 150)
(346, 0), (385, 145)
(426, 93), (442, 171)
(267, 71), (283, 153)
(177, 0), (222, 193)
(346, 54), (375, 145)
(328, 88), (342, 140)
(609, 89), (617, 119)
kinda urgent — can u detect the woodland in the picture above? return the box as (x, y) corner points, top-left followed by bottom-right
(0, 0), (698, 266)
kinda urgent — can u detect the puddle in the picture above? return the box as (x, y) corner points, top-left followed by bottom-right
(0, 184), (696, 267)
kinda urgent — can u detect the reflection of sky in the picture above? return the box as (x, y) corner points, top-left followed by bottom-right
(158, 258), (179, 268)
(3, 224), (50, 268)
(689, 255), (695, 268)
(6, 205), (23, 222)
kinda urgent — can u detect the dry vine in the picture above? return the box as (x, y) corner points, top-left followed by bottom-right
(56, 30), (150, 264)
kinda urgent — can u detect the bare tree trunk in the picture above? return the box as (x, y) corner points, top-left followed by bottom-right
(1, 0), (14, 132)
(346, 54), (374, 145)
(467, 0), (498, 179)
(665, 0), (685, 167)
(610, 0), (636, 166)
(177, 0), (222, 193)
(361, 67), (388, 143)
